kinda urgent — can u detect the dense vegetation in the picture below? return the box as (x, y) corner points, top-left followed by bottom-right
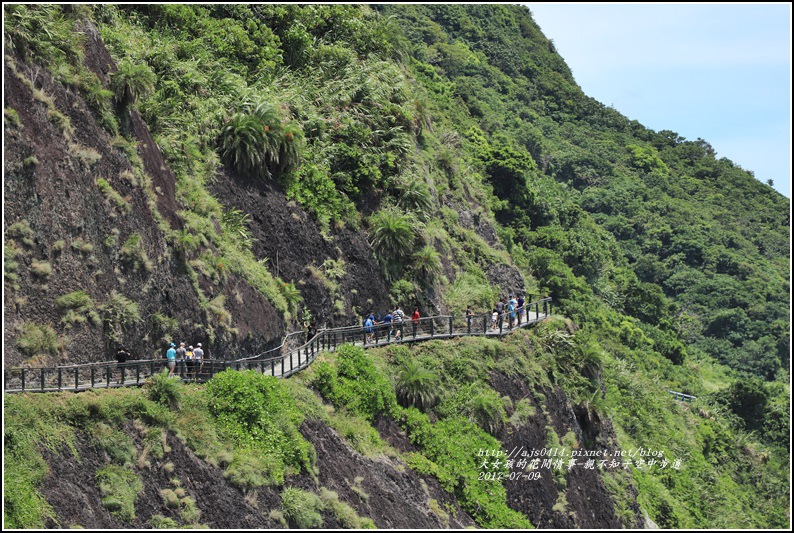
(3, 3), (789, 530)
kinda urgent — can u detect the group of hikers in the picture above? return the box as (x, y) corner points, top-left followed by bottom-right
(357, 293), (530, 343)
(362, 305), (420, 344)
(490, 293), (528, 329)
(164, 341), (205, 378)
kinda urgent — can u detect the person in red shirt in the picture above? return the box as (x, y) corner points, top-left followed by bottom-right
(411, 307), (420, 337)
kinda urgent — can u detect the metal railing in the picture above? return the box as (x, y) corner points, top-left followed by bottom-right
(4, 298), (552, 393)
(668, 390), (697, 403)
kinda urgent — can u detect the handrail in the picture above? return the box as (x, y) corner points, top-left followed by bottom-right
(4, 297), (552, 393)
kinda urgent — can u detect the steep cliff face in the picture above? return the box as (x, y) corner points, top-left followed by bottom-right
(3, 44), (284, 365)
(2, 20), (398, 365)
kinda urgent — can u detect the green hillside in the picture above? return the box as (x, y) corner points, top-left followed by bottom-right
(3, 4), (789, 529)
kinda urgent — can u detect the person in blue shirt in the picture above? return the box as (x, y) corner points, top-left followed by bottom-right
(382, 310), (393, 339)
(364, 314), (375, 344)
(166, 343), (176, 377)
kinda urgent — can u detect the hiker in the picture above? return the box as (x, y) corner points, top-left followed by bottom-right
(116, 346), (130, 383)
(175, 342), (187, 378)
(364, 314), (375, 344)
(193, 343), (204, 379)
(382, 310), (393, 339)
(508, 294), (517, 327)
(393, 305), (405, 339)
(166, 343), (177, 377)
(412, 307), (420, 337)
(466, 305), (474, 333)
(517, 294), (525, 324)
(185, 345), (196, 379)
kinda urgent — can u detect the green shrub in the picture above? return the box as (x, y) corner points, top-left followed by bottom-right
(399, 408), (531, 529)
(280, 487), (323, 529)
(206, 370), (314, 481)
(145, 369), (183, 410)
(311, 344), (398, 421)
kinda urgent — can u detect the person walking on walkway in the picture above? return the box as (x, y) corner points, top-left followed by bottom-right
(193, 343), (204, 379)
(116, 346), (130, 383)
(393, 305), (405, 339)
(412, 307), (420, 337)
(175, 342), (187, 378)
(364, 314), (375, 344)
(166, 343), (176, 377)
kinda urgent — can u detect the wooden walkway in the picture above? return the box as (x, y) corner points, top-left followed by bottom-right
(4, 299), (551, 393)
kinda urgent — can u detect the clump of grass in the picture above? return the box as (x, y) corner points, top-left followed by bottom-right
(55, 290), (100, 327)
(70, 239), (94, 255)
(7, 220), (35, 247)
(119, 233), (152, 271)
(5, 107), (21, 127)
(30, 260), (53, 280)
(96, 178), (131, 213)
(280, 486), (323, 529)
(319, 487), (376, 529)
(149, 515), (178, 529)
(91, 422), (136, 465)
(16, 322), (61, 358)
(69, 142), (102, 167)
(96, 465), (142, 522)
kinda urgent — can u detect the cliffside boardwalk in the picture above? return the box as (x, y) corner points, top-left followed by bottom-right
(4, 298), (552, 393)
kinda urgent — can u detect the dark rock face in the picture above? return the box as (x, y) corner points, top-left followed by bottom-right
(299, 418), (476, 529)
(489, 372), (643, 529)
(208, 170), (391, 329)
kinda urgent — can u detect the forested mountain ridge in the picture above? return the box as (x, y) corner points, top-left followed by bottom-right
(3, 4), (789, 530)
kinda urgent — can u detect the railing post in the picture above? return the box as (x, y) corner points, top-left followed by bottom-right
(499, 314), (503, 334)
(41, 369), (45, 392)
(430, 319), (434, 338)
(22, 368), (27, 392)
(450, 317), (454, 336)
(106, 365), (111, 388)
(75, 368), (79, 391)
(136, 364), (140, 384)
(90, 367), (94, 389)
(58, 368), (62, 391)
(483, 315), (487, 335)
(121, 364), (126, 385)
(298, 348), (302, 367)
(281, 356), (285, 377)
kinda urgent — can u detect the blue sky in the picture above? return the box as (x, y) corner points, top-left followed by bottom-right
(527, 3), (792, 198)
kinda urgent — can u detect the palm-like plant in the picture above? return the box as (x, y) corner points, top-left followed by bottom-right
(413, 245), (442, 280)
(395, 360), (438, 410)
(369, 208), (416, 280)
(396, 176), (433, 221)
(218, 113), (266, 177)
(110, 59), (156, 110)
